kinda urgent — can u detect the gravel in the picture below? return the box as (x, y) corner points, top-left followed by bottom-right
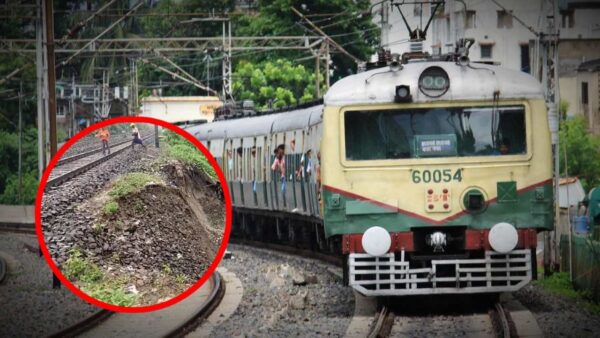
(515, 283), (600, 337)
(215, 244), (354, 338)
(0, 233), (97, 337)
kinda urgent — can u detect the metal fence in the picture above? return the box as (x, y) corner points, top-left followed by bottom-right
(561, 234), (600, 302)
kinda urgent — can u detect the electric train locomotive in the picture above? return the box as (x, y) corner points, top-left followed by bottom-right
(188, 53), (553, 296)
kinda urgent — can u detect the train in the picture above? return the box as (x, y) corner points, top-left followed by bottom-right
(188, 50), (553, 296)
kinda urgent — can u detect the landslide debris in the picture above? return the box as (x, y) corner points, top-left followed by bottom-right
(53, 162), (224, 306)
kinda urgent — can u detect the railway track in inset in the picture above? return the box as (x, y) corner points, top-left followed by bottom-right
(46, 272), (224, 338)
(47, 135), (153, 188)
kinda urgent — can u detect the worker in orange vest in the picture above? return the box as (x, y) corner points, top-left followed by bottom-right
(96, 127), (110, 155)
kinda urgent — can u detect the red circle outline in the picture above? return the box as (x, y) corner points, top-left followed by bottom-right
(35, 116), (232, 313)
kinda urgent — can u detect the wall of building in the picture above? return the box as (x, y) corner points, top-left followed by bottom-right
(140, 96), (222, 124)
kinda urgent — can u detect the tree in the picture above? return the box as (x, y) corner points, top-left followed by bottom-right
(233, 59), (318, 109)
(559, 117), (600, 191)
(234, 0), (380, 81)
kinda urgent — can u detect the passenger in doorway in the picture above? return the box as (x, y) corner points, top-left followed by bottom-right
(272, 144), (286, 193)
(96, 127), (111, 155)
(236, 147), (243, 180)
(298, 149), (313, 180)
(130, 123), (146, 150)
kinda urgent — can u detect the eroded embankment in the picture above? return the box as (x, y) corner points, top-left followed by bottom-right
(51, 161), (224, 306)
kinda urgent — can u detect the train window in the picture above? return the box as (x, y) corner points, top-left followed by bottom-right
(344, 105), (526, 160)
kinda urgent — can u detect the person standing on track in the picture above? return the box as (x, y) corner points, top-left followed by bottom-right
(95, 127), (110, 156)
(130, 123), (146, 150)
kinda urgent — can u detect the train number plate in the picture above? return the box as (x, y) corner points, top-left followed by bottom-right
(412, 169), (462, 184)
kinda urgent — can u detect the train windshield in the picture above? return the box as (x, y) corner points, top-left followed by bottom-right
(344, 105), (526, 160)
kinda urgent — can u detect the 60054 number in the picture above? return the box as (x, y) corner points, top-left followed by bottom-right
(412, 169), (462, 183)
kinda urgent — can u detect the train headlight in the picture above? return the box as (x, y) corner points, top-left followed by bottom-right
(488, 222), (519, 253)
(394, 85), (412, 103)
(362, 226), (391, 257)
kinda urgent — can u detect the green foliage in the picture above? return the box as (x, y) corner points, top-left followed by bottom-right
(234, 0), (379, 80)
(559, 117), (600, 191)
(103, 201), (119, 216)
(163, 130), (217, 181)
(82, 283), (137, 307)
(64, 249), (137, 306)
(535, 272), (600, 314)
(108, 173), (161, 200)
(233, 59), (318, 109)
(560, 100), (570, 119)
(0, 127), (39, 204)
(64, 249), (103, 284)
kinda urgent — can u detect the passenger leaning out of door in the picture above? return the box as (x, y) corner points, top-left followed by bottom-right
(271, 144), (286, 193)
(96, 127), (111, 155)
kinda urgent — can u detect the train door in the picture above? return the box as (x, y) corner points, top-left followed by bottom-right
(260, 135), (269, 209)
(241, 136), (256, 208)
(308, 122), (322, 217)
(223, 138), (235, 205)
(233, 138), (244, 206)
(290, 129), (306, 213)
(271, 131), (285, 211)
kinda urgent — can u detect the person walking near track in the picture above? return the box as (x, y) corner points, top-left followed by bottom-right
(96, 127), (110, 155)
(130, 123), (146, 150)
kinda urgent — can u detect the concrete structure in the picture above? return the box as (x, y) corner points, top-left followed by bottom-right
(561, 59), (600, 133)
(140, 96), (222, 124)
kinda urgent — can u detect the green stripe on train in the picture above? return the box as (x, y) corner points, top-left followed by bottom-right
(322, 183), (553, 237)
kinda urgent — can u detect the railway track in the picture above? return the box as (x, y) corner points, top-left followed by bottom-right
(47, 135), (153, 187)
(46, 272), (224, 338)
(365, 300), (515, 338)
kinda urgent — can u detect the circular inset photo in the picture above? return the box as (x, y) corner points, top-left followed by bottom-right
(36, 117), (231, 312)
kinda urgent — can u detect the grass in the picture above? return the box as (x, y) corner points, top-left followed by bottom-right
(64, 249), (103, 283)
(535, 272), (600, 314)
(101, 172), (161, 218)
(63, 249), (137, 306)
(92, 223), (106, 234)
(108, 173), (161, 199)
(103, 201), (119, 216)
(162, 130), (217, 181)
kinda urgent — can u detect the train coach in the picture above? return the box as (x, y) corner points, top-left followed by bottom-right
(188, 56), (554, 297)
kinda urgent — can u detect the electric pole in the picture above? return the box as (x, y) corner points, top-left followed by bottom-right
(45, 0), (57, 157)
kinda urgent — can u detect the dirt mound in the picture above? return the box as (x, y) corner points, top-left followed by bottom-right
(97, 183), (216, 278)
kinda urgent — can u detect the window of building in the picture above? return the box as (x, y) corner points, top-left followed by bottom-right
(582, 82), (589, 105)
(481, 44), (493, 58)
(520, 44), (530, 73)
(57, 104), (67, 116)
(561, 10), (574, 28)
(497, 10), (513, 29)
(465, 10), (476, 29)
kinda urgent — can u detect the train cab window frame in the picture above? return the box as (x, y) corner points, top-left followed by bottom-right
(342, 104), (528, 163)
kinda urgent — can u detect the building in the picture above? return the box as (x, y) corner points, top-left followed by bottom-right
(140, 96), (222, 125)
(375, 0), (600, 126)
(561, 59), (600, 133)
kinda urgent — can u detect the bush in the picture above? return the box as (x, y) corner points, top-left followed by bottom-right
(559, 117), (600, 191)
